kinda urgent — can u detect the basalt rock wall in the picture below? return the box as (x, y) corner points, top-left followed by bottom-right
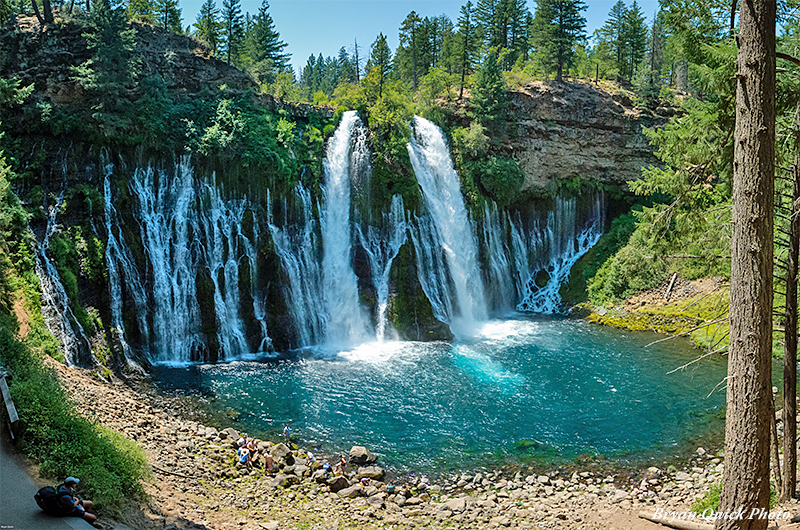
(506, 82), (675, 190)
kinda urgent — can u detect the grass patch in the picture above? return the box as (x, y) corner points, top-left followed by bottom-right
(0, 327), (149, 515)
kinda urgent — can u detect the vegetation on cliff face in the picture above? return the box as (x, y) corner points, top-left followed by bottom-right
(0, 82), (148, 514)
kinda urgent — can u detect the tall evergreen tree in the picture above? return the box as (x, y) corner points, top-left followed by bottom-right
(154, 0), (181, 33)
(244, 0), (290, 75)
(471, 50), (506, 126)
(529, 0), (587, 82)
(620, 0), (647, 81)
(398, 10), (422, 90)
(194, 0), (220, 54)
(351, 38), (362, 82)
(717, 0), (776, 527)
(457, 0), (479, 99)
(367, 32), (392, 98)
(220, 0), (244, 65)
(337, 46), (356, 84)
(476, 0), (502, 48)
(594, 0), (626, 78)
(127, 0), (155, 25)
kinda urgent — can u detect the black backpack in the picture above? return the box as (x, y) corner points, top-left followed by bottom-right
(34, 486), (73, 516)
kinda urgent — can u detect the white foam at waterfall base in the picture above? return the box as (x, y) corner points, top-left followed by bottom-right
(320, 110), (372, 347)
(407, 116), (488, 335)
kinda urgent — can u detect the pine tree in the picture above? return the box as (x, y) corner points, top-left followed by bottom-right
(337, 46), (355, 84)
(621, 0), (647, 81)
(504, 0), (530, 67)
(367, 32), (392, 98)
(299, 54), (315, 100)
(457, 0), (479, 99)
(594, 0), (626, 79)
(127, 0), (155, 25)
(476, 0), (502, 49)
(471, 50), (506, 126)
(154, 0), (181, 33)
(530, 0), (587, 82)
(220, 0), (244, 66)
(194, 0), (220, 54)
(398, 11), (422, 90)
(244, 0), (290, 77)
(351, 38), (362, 82)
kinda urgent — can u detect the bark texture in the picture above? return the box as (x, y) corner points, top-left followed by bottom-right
(716, 0), (776, 528)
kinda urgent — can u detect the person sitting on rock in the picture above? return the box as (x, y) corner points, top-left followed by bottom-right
(236, 434), (248, 448)
(322, 462), (333, 476)
(306, 451), (315, 467)
(246, 438), (258, 461)
(237, 445), (251, 468)
(360, 477), (370, 489)
(57, 477), (96, 525)
(386, 481), (396, 495)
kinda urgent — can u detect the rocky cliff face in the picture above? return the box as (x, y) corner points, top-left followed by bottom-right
(0, 16), (331, 119)
(506, 81), (675, 190)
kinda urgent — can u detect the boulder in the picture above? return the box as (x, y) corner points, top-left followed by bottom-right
(221, 427), (238, 440)
(445, 497), (466, 513)
(537, 475), (550, 485)
(312, 470), (328, 483)
(293, 464), (308, 477)
(326, 476), (350, 493)
(271, 443), (291, 460)
(338, 484), (364, 498)
(358, 466), (385, 480)
(363, 485), (379, 497)
(349, 445), (378, 465)
(257, 441), (271, 452)
(270, 474), (299, 488)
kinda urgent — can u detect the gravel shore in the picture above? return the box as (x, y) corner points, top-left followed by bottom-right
(45, 358), (800, 530)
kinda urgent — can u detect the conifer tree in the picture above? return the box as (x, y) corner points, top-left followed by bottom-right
(594, 0), (626, 78)
(530, 0), (587, 82)
(471, 50), (506, 126)
(367, 32), (392, 98)
(220, 0), (244, 65)
(457, 0), (479, 99)
(127, 0), (155, 25)
(155, 0), (181, 33)
(398, 11), (422, 90)
(244, 0), (289, 77)
(621, 0), (647, 81)
(194, 0), (220, 54)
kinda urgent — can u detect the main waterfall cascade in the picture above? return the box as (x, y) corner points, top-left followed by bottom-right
(408, 117), (489, 333)
(97, 111), (606, 364)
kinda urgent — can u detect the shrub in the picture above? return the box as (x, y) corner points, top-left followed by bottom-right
(0, 328), (148, 515)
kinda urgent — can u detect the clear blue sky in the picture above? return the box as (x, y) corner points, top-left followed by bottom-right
(180, 0), (662, 75)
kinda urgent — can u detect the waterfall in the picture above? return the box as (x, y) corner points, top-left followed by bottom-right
(105, 158), (270, 363)
(516, 192), (605, 313)
(104, 168), (150, 365)
(268, 185), (325, 348)
(356, 195), (407, 341)
(32, 191), (93, 366)
(320, 110), (371, 346)
(408, 116), (488, 333)
(481, 201), (515, 311)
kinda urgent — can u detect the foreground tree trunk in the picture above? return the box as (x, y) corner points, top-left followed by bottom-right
(782, 101), (800, 502)
(716, 0), (776, 528)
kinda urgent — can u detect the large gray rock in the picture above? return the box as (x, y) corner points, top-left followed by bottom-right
(326, 476), (350, 492)
(349, 445), (378, 465)
(270, 474), (299, 488)
(338, 484), (364, 498)
(271, 443), (291, 459)
(221, 427), (239, 440)
(358, 466), (385, 480)
(444, 497), (466, 513)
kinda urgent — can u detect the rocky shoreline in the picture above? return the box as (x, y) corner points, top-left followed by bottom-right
(45, 357), (799, 530)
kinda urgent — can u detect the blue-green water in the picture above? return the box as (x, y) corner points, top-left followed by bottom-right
(151, 317), (731, 473)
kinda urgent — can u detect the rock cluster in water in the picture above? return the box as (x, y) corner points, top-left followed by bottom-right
(50, 359), (769, 530)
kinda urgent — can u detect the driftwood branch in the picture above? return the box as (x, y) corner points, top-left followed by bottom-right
(666, 351), (715, 375)
(644, 318), (729, 348)
(707, 376), (730, 399)
(151, 464), (192, 479)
